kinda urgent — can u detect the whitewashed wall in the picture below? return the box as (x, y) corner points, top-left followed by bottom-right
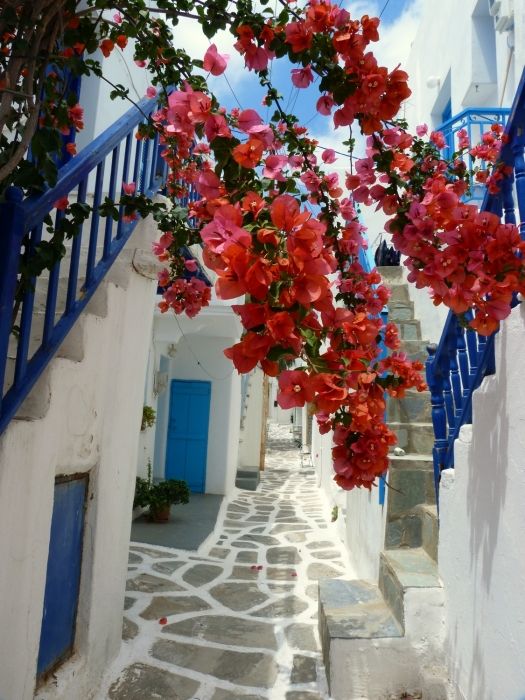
(311, 423), (386, 577)
(438, 303), (525, 700)
(78, 42), (151, 148)
(0, 222), (157, 700)
(238, 369), (265, 470)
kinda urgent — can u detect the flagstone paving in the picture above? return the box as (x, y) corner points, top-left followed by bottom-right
(97, 423), (354, 700)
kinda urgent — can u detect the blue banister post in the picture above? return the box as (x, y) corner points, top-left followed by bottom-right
(513, 134), (525, 240)
(0, 187), (25, 409)
(426, 343), (447, 502)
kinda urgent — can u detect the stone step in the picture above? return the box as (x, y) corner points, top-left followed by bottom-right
(387, 282), (410, 303)
(379, 548), (441, 629)
(319, 578), (425, 699)
(389, 421), (434, 455)
(387, 300), (415, 323)
(235, 467), (261, 491)
(377, 265), (404, 283)
(387, 389), (432, 423)
(386, 459), (435, 513)
(385, 502), (439, 556)
(396, 319), (422, 342)
(319, 578), (403, 644)
(399, 339), (430, 364)
(388, 454), (433, 471)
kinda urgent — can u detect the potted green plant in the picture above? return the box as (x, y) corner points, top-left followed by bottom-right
(133, 463), (190, 523)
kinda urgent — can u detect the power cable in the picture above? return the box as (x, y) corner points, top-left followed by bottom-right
(174, 316), (234, 381)
(379, 0), (391, 19)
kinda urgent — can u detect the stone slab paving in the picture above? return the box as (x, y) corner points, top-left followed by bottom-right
(97, 422), (355, 700)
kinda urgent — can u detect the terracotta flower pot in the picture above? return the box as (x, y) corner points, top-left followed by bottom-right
(149, 504), (171, 523)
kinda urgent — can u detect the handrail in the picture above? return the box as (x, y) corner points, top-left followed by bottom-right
(437, 105), (511, 202)
(426, 68), (525, 497)
(0, 94), (167, 436)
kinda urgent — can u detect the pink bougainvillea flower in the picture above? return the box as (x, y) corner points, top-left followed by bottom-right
(195, 170), (222, 199)
(416, 123), (428, 137)
(134, 59), (147, 68)
(322, 148), (337, 164)
(203, 44), (229, 76)
(184, 259), (198, 272)
(291, 65), (314, 88)
(146, 86), (157, 98)
(237, 109), (263, 133)
(113, 12), (122, 24)
(263, 154), (288, 181)
(316, 94), (334, 115)
(159, 617), (168, 625)
(122, 182), (136, 195)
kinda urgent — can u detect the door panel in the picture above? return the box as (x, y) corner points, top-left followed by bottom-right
(37, 475), (88, 679)
(166, 380), (211, 493)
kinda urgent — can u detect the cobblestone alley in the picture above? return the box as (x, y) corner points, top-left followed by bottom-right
(97, 422), (353, 700)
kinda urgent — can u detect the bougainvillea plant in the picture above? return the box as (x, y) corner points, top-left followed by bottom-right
(1, 0), (522, 490)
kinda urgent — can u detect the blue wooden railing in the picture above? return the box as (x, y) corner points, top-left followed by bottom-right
(439, 106), (510, 201)
(0, 95), (168, 436)
(426, 69), (525, 496)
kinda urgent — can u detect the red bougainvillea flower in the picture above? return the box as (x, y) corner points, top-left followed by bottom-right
(232, 139), (265, 169)
(277, 370), (315, 408)
(224, 333), (273, 373)
(53, 196), (69, 210)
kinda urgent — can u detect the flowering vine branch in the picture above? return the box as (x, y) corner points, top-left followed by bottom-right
(1, 0), (521, 490)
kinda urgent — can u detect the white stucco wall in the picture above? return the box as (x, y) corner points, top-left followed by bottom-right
(438, 304), (525, 700)
(238, 369), (265, 469)
(77, 43), (151, 149)
(0, 224), (157, 700)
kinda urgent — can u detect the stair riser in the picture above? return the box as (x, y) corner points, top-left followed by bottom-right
(416, 506), (439, 562)
(385, 514), (422, 550)
(388, 284), (410, 303)
(388, 303), (415, 322)
(379, 556), (405, 627)
(377, 266), (404, 283)
(386, 468), (436, 514)
(327, 638), (423, 700)
(387, 393), (432, 423)
(391, 423), (435, 455)
(397, 320), (422, 341)
(385, 507), (439, 562)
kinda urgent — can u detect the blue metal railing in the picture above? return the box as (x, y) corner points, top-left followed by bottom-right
(438, 106), (510, 201)
(426, 69), (525, 496)
(0, 95), (168, 436)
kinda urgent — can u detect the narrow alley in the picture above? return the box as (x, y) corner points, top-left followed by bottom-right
(98, 422), (353, 700)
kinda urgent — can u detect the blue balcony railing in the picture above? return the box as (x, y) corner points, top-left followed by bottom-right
(426, 69), (525, 498)
(0, 95), (168, 436)
(437, 107), (510, 201)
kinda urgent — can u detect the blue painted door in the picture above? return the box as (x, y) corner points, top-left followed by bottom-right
(166, 380), (211, 493)
(37, 475), (88, 679)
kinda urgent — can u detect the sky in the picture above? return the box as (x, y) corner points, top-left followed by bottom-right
(169, 0), (424, 165)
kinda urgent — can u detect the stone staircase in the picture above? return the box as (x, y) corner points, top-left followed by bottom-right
(319, 267), (450, 699)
